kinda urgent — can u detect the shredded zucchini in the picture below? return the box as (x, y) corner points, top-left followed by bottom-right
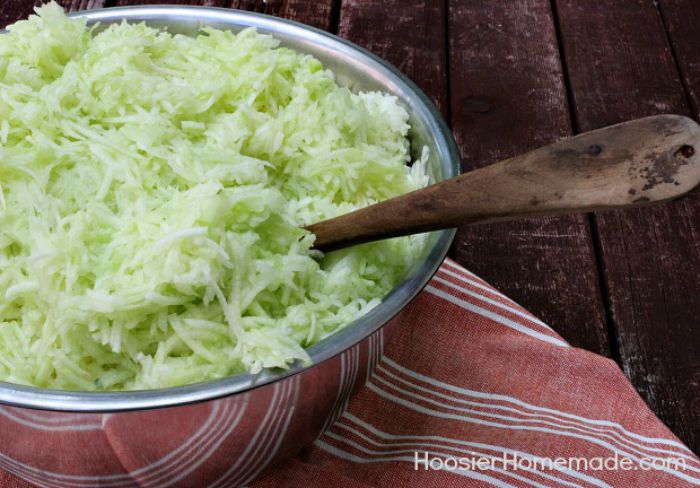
(0, 3), (429, 390)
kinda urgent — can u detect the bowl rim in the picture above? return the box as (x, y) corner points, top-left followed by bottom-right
(0, 5), (461, 412)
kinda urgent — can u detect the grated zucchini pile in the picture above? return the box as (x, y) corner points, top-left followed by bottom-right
(0, 3), (428, 390)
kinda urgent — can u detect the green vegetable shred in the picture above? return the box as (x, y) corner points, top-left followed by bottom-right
(0, 3), (428, 390)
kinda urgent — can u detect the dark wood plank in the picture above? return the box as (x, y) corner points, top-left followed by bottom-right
(659, 0), (700, 116)
(555, 0), (700, 453)
(230, 0), (265, 13)
(0, 0), (36, 29)
(338, 0), (448, 114)
(447, 0), (610, 354)
(259, 0), (335, 32)
(115, 0), (226, 7)
(45, 0), (106, 11)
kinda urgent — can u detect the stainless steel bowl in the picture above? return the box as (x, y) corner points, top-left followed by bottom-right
(0, 6), (460, 486)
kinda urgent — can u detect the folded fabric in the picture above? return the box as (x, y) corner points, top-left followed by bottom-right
(2, 259), (698, 487)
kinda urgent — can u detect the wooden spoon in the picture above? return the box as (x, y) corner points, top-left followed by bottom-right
(306, 114), (700, 252)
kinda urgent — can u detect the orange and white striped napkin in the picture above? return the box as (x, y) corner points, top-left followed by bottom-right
(2, 258), (698, 487)
(255, 258), (700, 487)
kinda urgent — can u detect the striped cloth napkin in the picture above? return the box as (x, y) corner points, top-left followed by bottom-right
(2, 258), (698, 487)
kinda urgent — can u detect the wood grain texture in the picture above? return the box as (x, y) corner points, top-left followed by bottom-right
(229, 0), (265, 13)
(260, 0), (335, 32)
(555, 0), (700, 453)
(115, 0), (226, 7)
(41, 0), (107, 11)
(447, 0), (610, 354)
(309, 116), (700, 252)
(338, 0), (448, 114)
(0, 0), (36, 28)
(659, 0), (700, 117)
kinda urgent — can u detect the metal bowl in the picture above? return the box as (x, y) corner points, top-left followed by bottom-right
(0, 6), (460, 486)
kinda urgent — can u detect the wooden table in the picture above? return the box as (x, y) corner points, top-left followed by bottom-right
(2, 0), (698, 455)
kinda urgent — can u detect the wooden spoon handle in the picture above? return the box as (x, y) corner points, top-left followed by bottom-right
(307, 114), (700, 252)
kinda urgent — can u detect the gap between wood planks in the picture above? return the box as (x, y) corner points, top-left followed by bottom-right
(553, 0), (699, 454)
(445, 0), (610, 356)
(547, 0), (623, 366)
